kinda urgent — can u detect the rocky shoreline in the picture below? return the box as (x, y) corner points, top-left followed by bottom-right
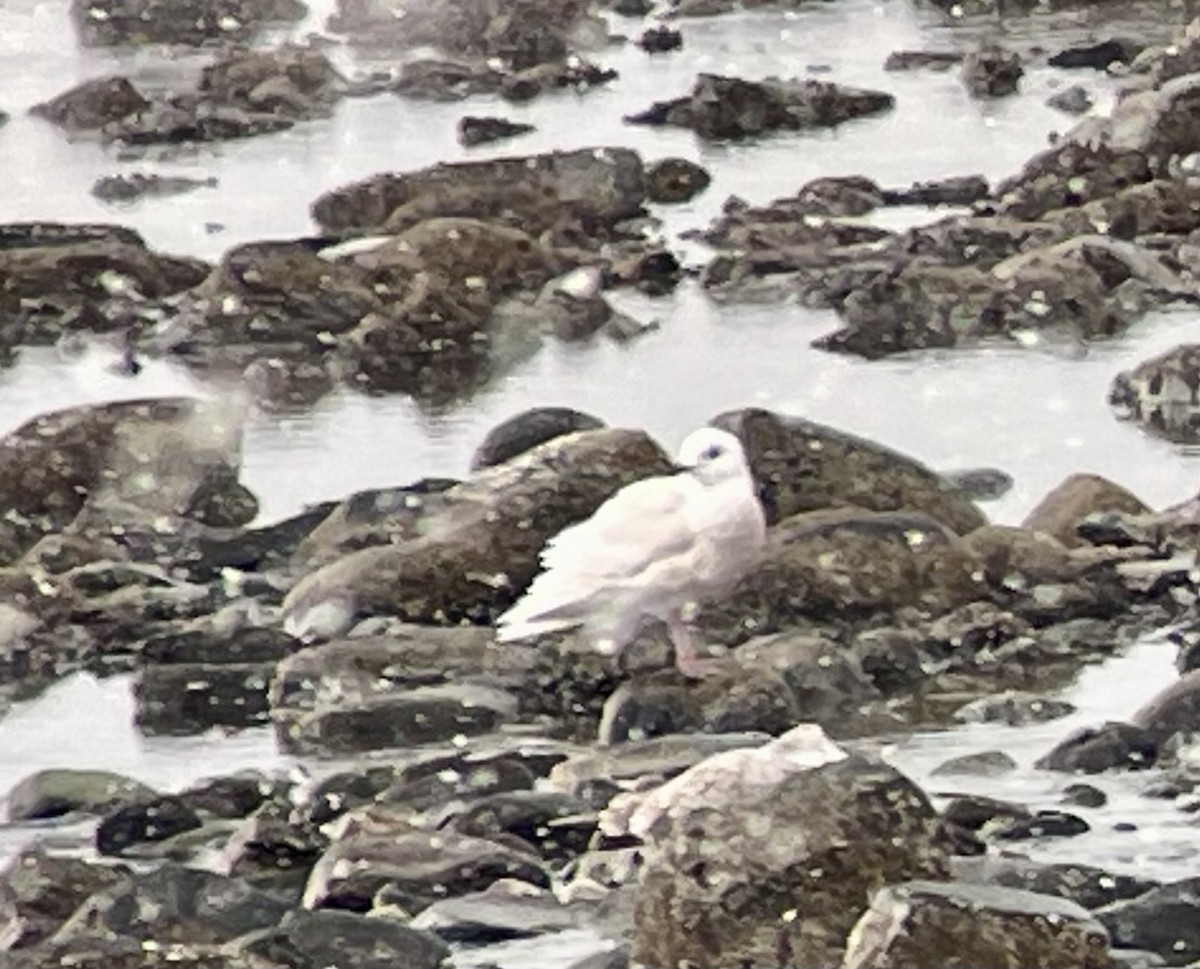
(7, 0), (1200, 967)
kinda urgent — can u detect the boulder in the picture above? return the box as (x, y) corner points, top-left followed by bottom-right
(645, 157), (711, 203)
(951, 855), (1157, 910)
(1111, 344), (1200, 444)
(962, 45), (1024, 98)
(0, 848), (131, 949)
(1132, 670), (1200, 747)
(843, 880), (1110, 968)
(5, 769), (156, 821)
(1097, 877), (1200, 965)
(1036, 721), (1158, 773)
(1023, 474), (1151, 548)
(95, 796), (204, 857)
(471, 407), (606, 470)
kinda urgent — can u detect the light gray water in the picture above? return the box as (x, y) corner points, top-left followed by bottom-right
(1, 0), (1199, 927)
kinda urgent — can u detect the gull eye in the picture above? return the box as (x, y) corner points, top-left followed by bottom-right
(701, 444), (723, 461)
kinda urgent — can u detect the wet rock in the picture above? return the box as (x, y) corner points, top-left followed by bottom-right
(1050, 38), (1143, 71)
(952, 855), (1156, 910)
(629, 739), (947, 968)
(499, 58), (619, 103)
(844, 880), (1111, 969)
(995, 142), (1152, 221)
(1036, 721), (1158, 773)
(645, 157), (710, 203)
(712, 407), (986, 533)
(993, 810), (1091, 841)
(941, 467), (1015, 502)
(198, 46), (347, 119)
(5, 769), (156, 821)
(941, 795), (1031, 832)
(313, 147), (646, 239)
(882, 174), (990, 207)
(223, 798), (327, 893)
(1077, 71), (1200, 165)
(0, 848), (131, 949)
(242, 907), (449, 969)
(884, 50), (963, 72)
(95, 796), (204, 856)
(597, 666), (802, 744)
(954, 690), (1076, 726)
(1133, 670), (1200, 748)
(440, 790), (595, 862)
(176, 771), (280, 819)
(52, 863), (290, 946)
(92, 172), (218, 203)
(470, 407), (606, 470)
(1097, 877), (1200, 965)
(283, 683), (520, 755)
(1023, 474), (1151, 548)
(1111, 344), (1200, 444)
(281, 427), (672, 637)
(71, 0), (306, 46)
(613, 0), (654, 13)
(962, 525), (1080, 590)
(625, 73), (893, 141)
(137, 648), (290, 734)
(411, 880), (582, 942)
(458, 115), (536, 147)
(962, 45), (1024, 98)
(1048, 85), (1095, 116)
(30, 76), (151, 132)
(931, 750), (1018, 777)
(304, 829), (549, 912)
(1062, 783), (1108, 808)
(638, 25), (682, 53)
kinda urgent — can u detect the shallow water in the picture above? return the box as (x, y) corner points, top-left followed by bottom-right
(1, 0), (1200, 940)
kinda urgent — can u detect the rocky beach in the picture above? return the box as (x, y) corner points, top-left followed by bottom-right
(6, 0), (1200, 966)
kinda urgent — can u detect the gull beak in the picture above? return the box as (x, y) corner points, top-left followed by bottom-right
(668, 462), (693, 475)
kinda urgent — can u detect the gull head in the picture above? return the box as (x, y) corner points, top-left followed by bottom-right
(676, 427), (750, 487)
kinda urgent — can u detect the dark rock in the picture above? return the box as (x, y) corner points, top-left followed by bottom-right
(92, 172), (218, 203)
(884, 50), (963, 72)
(1048, 85), (1095, 116)
(645, 157), (710, 203)
(1022, 474), (1151, 548)
(0, 847), (131, 949)
(176, 771), (281, 819)
(242, 907), (449, 969)
(711, 407), (986, 533)
(992, 810), (1091, 840)
(962, 45), (1024, 98)
(470, 407), (606, 471)
(30, 76), (150, 131)
(637, 26), (682, 53)
(52, 863), (290, 946)
(304, 829), (549, 912)
(281, 428), (673, 637)
(71, 0), (305, 46)
(995, 142), (1152, 221)
(457, 115), (536, 147)
(136, 661), (277, 734)
(223, 798), (326, 892)
(1097, 877), (1200, 965)
(953, 690), (1076, 726)
(844, 880), (1111, 969)
(1133, 670), (1200, 747)
(410, 881), (581, 943)
(952, 855), (1157, 910)
(301, 767), (398, 826)
(5, 769), (156, 821)
(940, 468), (1014, 502)
(631, 751), (947, 967)
(441, 790), (595, 862)
(1036, 721), (1157, 773)
(1049, 39), (1144, 71)
(613, 0), (654, 13)
(932, 750), (1018, 777)
(941, 795), (1031, 832)
(1062, 783), (1108, 808)
(625, 73), (893, 141)
(882, 174), (990, 207)
(95, 796), (204, 856)
(312, 147), (646, 239)
(1111, 345), (1200, 444)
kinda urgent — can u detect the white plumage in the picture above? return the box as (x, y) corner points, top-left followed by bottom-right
(495, 426), (767, 675)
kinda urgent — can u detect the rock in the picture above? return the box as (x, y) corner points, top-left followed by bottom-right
(411, 880), (581, 942)
(995, 142), (1152, 221)
(198, 46), (347, 118)
(1048, 85), (1095, 116)
(30, 76), (151, 131)
(1022, 474), (1151, 548)
(940, 467), (1015, 502)
(51, 863), (290, 946)
(1111, 345), (1200, 444)
(1133, 670), (1200, 747)
(70, 0), (305, 46)
(176, 771), (280, 819)
(953, 690), (1076, 726)
(962, 525), (1080, 589)
(625, 73), (893, 140)
(992, 810), (1091, 841)
(931, 750), (1018, 777)
(440, 790), (595, 862)
(303, 829), (549, 912)
(1049, 38), (1143, 70)
(281, 427), (673, 637)
(843, 879), (1111, 969)
(457, 115), (535, 147)
(881, 175), (990, 207)
(92, 172), (218, 202)
(95, 796), (204, 856)
(625, 731), (947, 967)
(712, 407), (986, 533)
(5, 769), (156, 821)
(223, 798), (326, 893)
(644, 157), (710, 203)
(637, 25), (682, 53)
(312, 147), (646, 239)
(470, 407), (606, 470)
(1036, 721), (1158, 773)
(952, 855), (1157, 910)
(884, 50), (963, 72)
(1097, 877), (1200, 964)
(1062, 783), (1109, 808)
(962, 45), (1024, 98)
(0, 847), (131, 949)
(941, 795), (1031, 832)
(242, 908), (449, 969)
(282, 683), (521, 755)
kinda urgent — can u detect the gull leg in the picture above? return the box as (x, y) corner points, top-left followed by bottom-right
(667, 613), (722, 678)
